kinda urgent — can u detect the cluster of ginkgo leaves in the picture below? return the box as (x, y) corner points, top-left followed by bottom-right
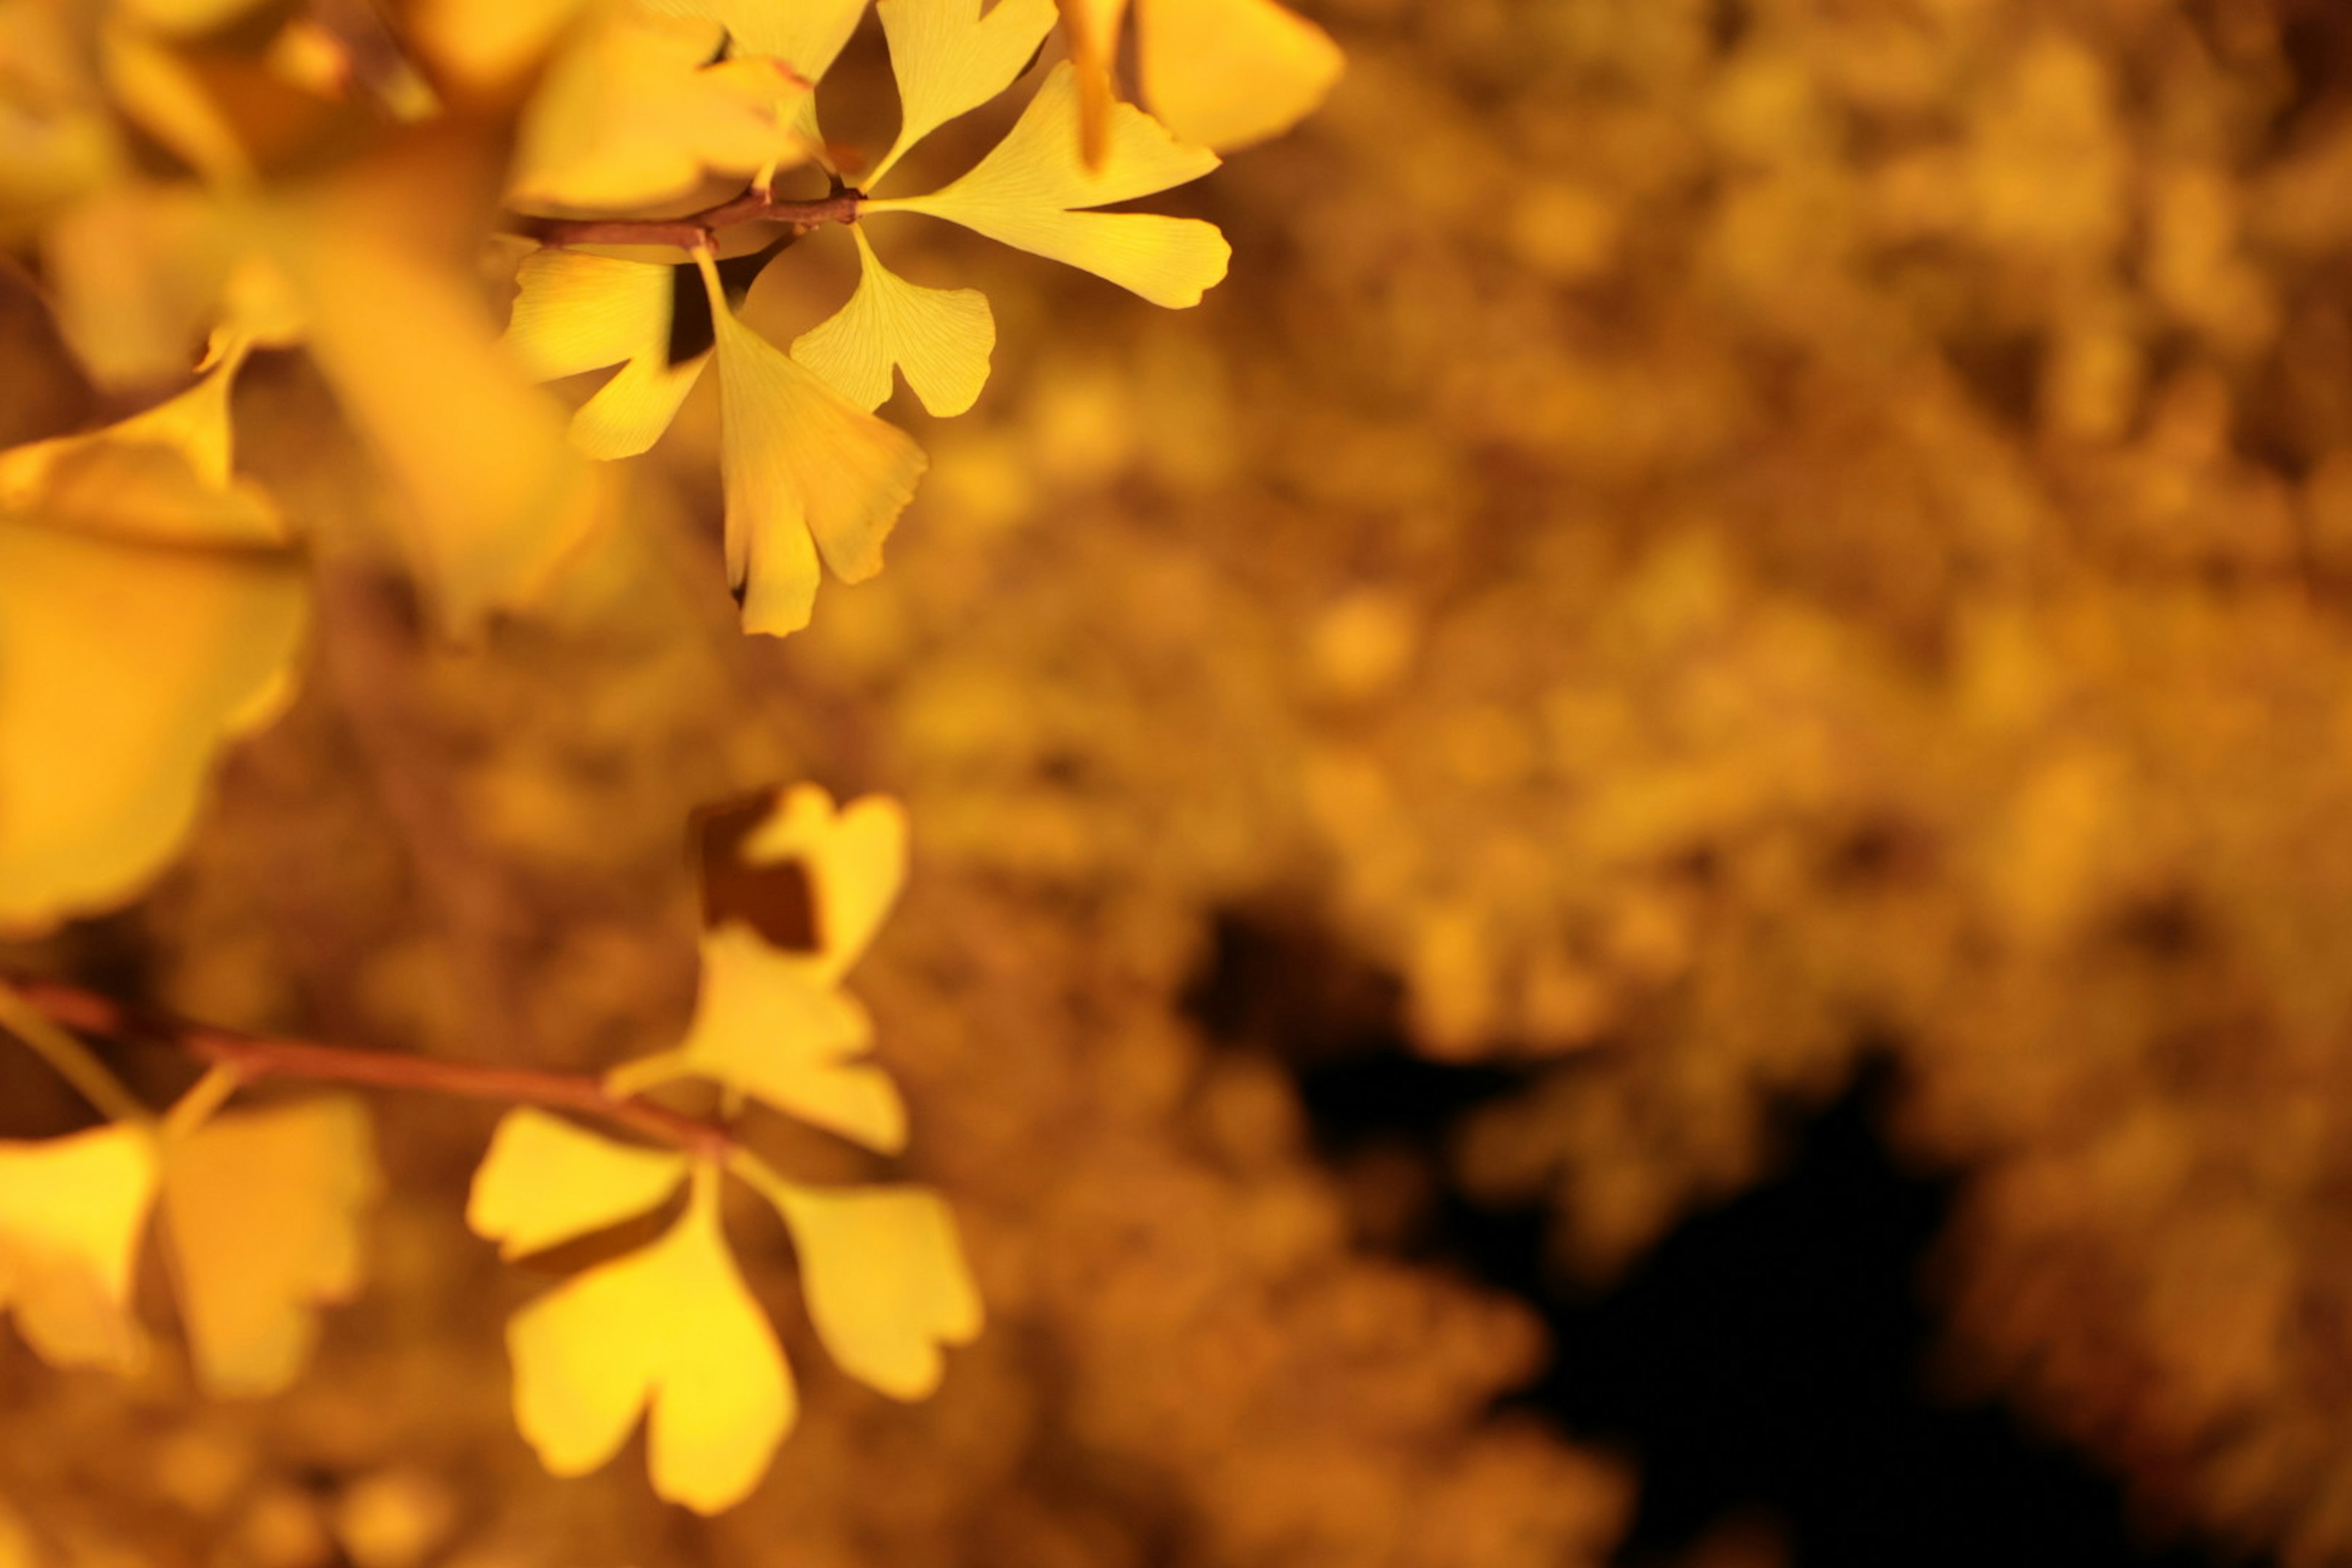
(0, 784), (977, 1513)
(0, 0), (1341, 1525)
(1, 0), (1338, 927)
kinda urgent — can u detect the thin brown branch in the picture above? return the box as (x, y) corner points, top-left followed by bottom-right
(9, 980), (733, 1159)
(518, 191), (863, 252)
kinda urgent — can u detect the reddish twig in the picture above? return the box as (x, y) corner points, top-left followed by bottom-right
(9, 979), (732, 1159)
(518, 191), (864, 252)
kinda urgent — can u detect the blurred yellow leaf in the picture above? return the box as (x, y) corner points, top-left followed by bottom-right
(159, 1096), (380, 1396)
(1133, 0), (1341, 152)
(285, 182), (608, 633)
(628, 923), (907, 1152)
(663, 0), (869, 83)
(467, 1109), (688, 1260)
(863, 0), (1059, 190)
(1059, 0), (1338, 154)
(792, 226), (995, 416)
(0, 342), (253, 505)
(507, 1167), (793, 1515)
(43, 182), (236, 387)
(737, 783), (908, 983)
(410, 0), (593, 89)
(760, 1182), (981, 1399)
(865, 62), (1229, 307)
(0, 442), (305, 932)
(0, 1125), (157, 1373)
(509, 3), (810, 216)
(698, 252), (927, 636)
(503, 247), (710, 459)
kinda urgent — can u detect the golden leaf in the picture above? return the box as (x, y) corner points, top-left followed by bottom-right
(864, 62), (1229, 308)
(0, 342), (254, 506)
(159, 1096), (380, 1396)
(792, 226), (996, 416)
(507, 1167), (793, 1515)
(410, 0), (594, 89)
(467, 1109), (688, 1260)
(863, 0), (1059, 190)
(698, 253), (927, 636)
(608, 786), (908, 1145)
(508, 3), (810, 216)
(1134, 0), (1341, 152)
(760, 1182), (981, 1399)
(43, 183), (237, 388)
(736, 783), (908, 984)
(624, 923), (907, 1153)
(1058, 0), (1340, 154)
(655, 0), (869, 85)
(0, 1125), (157, 1373)
(0, 442), (305, 932)
(285, 187), (608, 633)
(503, 248), (710, 459)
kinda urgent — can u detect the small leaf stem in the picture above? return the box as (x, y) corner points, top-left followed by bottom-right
(0, 979), (151, 1126)
(518, 190), (863, 252)
(6, 979), (734, 1159)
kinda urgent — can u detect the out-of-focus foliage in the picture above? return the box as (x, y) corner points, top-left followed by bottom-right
(13, 0), (2352, 1564)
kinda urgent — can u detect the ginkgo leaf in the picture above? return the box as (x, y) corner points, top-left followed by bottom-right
(467, 1109), (688, 1259)
(159, 1095), (379, 1396)
(503, 249), (711, 459)
(863, 0), (1058, 190)
(507, 1167), (793, 1514)
(737, 783), (908, 983)
(412, 0), (593, 88)
(1136, 0), (1342, 151)
(0, 341), (257, 507)
(0, 445), (306, 932)
(1055, 0), (1126, 165)
(791, 227), (995, 416)
(508, 3), (810, 214)
(654, 0), (868, 85)
(286, 195), (608, 633)
(864, 62), (1229, 307)
(651, 0), (867, 149)
(0, 1125), (158, 1372)
(761, 1182), (981, 1400)
(43, 182), (238, 388)
(1058, 0), (1340, 154)
(698, 253), (927, 636)
(618, 923), (907, 1152)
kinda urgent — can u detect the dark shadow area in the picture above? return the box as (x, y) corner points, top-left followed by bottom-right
(1186, 910), (2263, 1568)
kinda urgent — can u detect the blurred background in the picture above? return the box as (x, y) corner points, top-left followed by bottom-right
(11, 0), (2352, 1564)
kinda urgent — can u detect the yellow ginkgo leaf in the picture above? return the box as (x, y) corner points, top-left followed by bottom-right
(1058, 0), (1340, 154)
(0, 339), (259, 508)
(1136, 0), (1342, 152)
(508, 2), (810, 214)
(159, 1095), (379, 1396)
(43, 181), (238, 388)
(285, 198), (608, 633)
(657, 0), (867, 85)
(737, 783), (908, 983)
(507, 1167), (793, 1515)
(698, 252), (927, 636)
(503, 249), (711, 459)
(0, 447), (306, 932)
(617, 923), (907, 1152)
(761, 1182), (981, 1400)
(864, 62), (1229, 307)
(0, 1125), (158, 1373)
(791, 227), (995, 416)
(467, 1109), (688, 1260)
(412, 0), (593, 89)
(862, 0), (1059, 190)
